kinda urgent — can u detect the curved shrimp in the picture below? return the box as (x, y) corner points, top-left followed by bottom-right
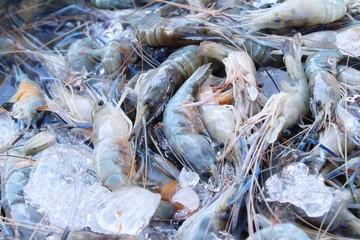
(8, 67), (45, 129)
(163, 64), (217, 179)
(305, 50), (343, 128)
(1, 131), (56, 239)
(195, 75), (237, 149)
(133, 45), (205, 136)
(92, 98), (135, 191)
(238, 0), (347, 31)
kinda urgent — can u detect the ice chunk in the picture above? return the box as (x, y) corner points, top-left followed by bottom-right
(24, 144), (111, 232)
(172, 187), (200, 211)
(263, 162), (336, 217)
(179, 168), (200, 188)
(96, 187), (161, 235)
(0, 112), (18, 149)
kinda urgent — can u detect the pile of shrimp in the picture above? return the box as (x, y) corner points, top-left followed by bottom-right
(0, 0), (360, 239)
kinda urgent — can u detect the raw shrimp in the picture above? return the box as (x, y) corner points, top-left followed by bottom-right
(92, 98), (135, 191)
(238, 0), (347, 31)
(305, 50), (342, 127)
(88, 0), (152, 9)
(133, 45), (205, 136)
(335, 95), (360, 145)
(101, 39), (137, 79)
(67, 37), (100, 74)
(337, 65), (360, 95)
(247, 221), (311, 239)
(8, 67), (45, 129)
(1, 131), (56, 239)
(137, 14), (228, 47)
(39, 80), (95, 126)
(163, 64), (217, 178)
(195, 75), (237, 148)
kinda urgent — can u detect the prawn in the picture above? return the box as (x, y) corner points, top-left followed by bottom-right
(305, 50), (343, 128)
(92, 98), (135, 191)
(238, 0), (347, 31)
(1, 131), (56, 239)
(38, 80), (96, 126)
(162, 64), (217, 178)
(88, 0), (152, 9)
(7, 67), (45, 129)
(137, 13), (229, 47)
(133, 45), (205, 136)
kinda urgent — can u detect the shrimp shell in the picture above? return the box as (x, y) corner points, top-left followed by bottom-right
(239, 0), (347, 31)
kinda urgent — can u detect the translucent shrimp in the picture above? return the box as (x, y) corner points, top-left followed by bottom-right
(195, 75), (237, 148)
(88, 0), (152, 9)
(1, 131), (56, 239)
(133, 45), (205, 136)
(238, 0), (347, 31)
(162, 64), (217, 178)
(39, 80), (96, 126)
(92, 99), (135, 191)
(305, 50), (343, 127)
(335, 95), (360, 146)
(8, 67), (45, 129)
(337, 65), (360, 95)
(137, 14), (229, 47)
(101, 39), (138, 79)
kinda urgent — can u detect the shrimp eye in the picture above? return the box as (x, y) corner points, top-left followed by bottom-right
(75, 85), (81, 91)
(274, 16), (281, 23)
(201, 170), (213, 178)
(36, 109), (41, 113)
(98, 100), (104, 106)
(291, 29), (298, 35)
(218, 142), (225, 149)
(257, 83), (264, 88)
(144, 98), (152, 105)
(282, 129), (291, 137)
(316, 100), (322, 106)
(198, 23), (206, 27)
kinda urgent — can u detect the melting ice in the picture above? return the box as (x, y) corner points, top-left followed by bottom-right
(263, 162), (336, 217)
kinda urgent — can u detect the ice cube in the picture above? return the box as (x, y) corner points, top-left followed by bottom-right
(96, 187), (161, 235)
(0, 112), (18, 149)
(24, 143), (111, 233)
(172, 187), (199, 211)
(263, 162), (336, 217)
(179, 168), (200, 188)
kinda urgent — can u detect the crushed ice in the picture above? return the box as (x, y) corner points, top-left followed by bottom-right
(263, 162), (336, 217)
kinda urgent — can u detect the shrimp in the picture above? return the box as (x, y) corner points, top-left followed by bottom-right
(39, 80), (95, 126)
(247, 220), (311, 240)
(162, 64), (217, 178)
(101, 39), (138, 79)
(67, 37), (100, 74)
(198, 41), (263, 123)
(1, 131), (56, 239)
(195, 75), (237, 149)
(335, 94), (360, 145)
(92, 98), (135, 191)
(88, 0), (152, 9)
(238, 0), (347, 31)
(305, 50), (343, 127)
(337, 65), (360, 95)
(137, 14), (229, 47)
(133, 45), (205, 136)
(7, 67), (45, 129)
